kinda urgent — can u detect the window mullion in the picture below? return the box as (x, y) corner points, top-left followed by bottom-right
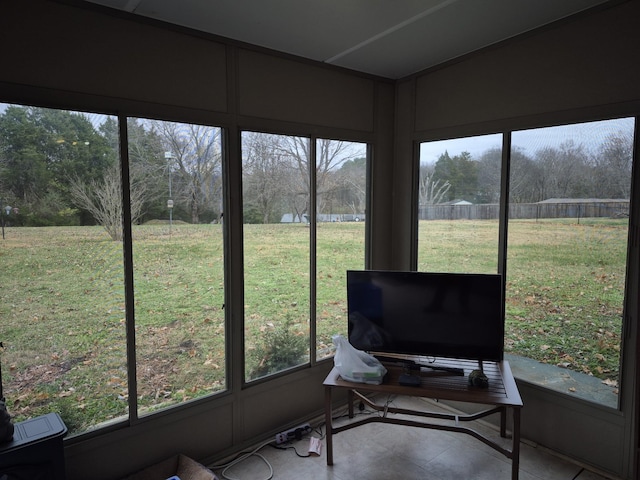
(310, 137), (317, 365)
(120, 115), (139, 423)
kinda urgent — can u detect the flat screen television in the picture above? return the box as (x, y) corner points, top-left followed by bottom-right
(347, 270), (504, 362)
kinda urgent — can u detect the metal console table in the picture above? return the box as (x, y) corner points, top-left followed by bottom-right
(324, 358), (523, 480)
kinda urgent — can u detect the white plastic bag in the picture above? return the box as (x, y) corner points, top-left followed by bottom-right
(332, 335), (387, 384)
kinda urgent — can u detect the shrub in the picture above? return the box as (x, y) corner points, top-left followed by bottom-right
(247, 315), (308, 380)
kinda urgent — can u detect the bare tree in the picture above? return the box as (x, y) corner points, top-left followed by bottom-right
(69, 162), (147, 241)
(593, 132), (633, 199)
(242, 132), (290, 223)
(274, 136), (311, 219)
(155, 121), (222, 224)
(277, 137), (360, 219)
(332, 174), (365, 216)
(316, 139), (359, 205)
(341, 180), (365, 215)
(419, 163), (450, 205)
(325, 155), (366, 217)
(532, 140), (588, 200)
(241, 135), (365, 223)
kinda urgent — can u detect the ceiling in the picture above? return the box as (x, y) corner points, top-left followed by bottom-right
(82, 0), (612, 79)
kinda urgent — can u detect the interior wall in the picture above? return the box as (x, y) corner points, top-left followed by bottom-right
(412, 1), (640, 134)
(0, 1), (395, 479)
(1, 1), (227, 114)
(393, 2), (640, 477)
(237, 50), (375, 131)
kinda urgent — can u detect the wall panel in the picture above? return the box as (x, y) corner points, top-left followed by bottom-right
(1, 0), (228, 113)
(238, 50), (375, 132)
(414, 2), (640, 132)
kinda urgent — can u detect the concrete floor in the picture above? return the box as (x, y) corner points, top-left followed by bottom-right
(208, 395), (616, 480)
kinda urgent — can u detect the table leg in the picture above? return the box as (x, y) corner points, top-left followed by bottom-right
(348, 389), (354, 418)
(512, 407), (521, 480)
(325, 385), (334, 466)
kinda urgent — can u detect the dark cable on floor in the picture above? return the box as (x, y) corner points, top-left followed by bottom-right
(209, 426), (325, 479)
(208, 439), (274, 480)
(270, 442), (310, 458)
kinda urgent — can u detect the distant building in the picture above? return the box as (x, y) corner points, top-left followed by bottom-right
(280, 213), (309, 223)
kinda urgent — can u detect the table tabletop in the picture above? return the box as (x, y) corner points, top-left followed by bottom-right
(324, 358), (522, 407)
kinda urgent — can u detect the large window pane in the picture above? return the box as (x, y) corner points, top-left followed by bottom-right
(506, 118), (633, 407)
(315, 140), (367, 360)
(130, 119), (226, 416)
(242, 132), (310, 381)
(0, 104), (126, 435)
(418, 134), (503, 273)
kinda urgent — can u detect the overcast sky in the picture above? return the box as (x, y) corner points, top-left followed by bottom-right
(420, 117), (635, 165)
(1, 103), (633, 163)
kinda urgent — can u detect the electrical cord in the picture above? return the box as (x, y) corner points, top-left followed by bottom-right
(209, 406), (379, 480)
(313, 425), (325, 440)
(208, 438), (275, 480)
(380, 394), (397, 417)
(270, 442), (310, 458)
(208, 428), (324, 480)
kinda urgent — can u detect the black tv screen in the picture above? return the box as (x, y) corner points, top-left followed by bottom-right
(347, 270), (504, 362)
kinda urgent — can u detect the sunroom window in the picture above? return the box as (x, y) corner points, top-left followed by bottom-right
(241, 132), (367, 381)
(418, 133), (503, 274)
(418, 118), (634, 408)
(506, 118), (633, 408)
(0, 104), (127, 435)
(0, 105), (228, 435)
(129, 118), (226, 417)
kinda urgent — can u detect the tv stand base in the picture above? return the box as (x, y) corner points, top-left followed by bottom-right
(324, 360), (522, 479)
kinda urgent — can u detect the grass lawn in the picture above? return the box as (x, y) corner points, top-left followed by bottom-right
(0, 218), (626, 433)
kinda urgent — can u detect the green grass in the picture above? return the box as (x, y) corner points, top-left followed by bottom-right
(418, 218), (625, 384)
(504, 219), (625, 382)
(0, 218), (627, 434)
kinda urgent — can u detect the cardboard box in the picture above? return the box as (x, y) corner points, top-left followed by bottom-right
(123, 454), (218, 480)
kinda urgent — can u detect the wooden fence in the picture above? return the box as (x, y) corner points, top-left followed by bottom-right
(419, 201), (630, 221)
